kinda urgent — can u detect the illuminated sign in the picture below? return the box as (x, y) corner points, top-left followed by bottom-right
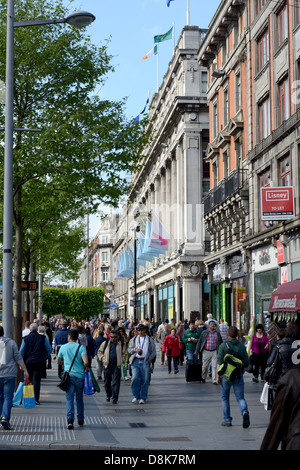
(21, 281), (38, 291)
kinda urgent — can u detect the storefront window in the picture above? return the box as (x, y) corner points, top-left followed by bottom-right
(233, 278), (246, 335)
(158, 284), (175, 321)
(292, 262), (300, 280)
(254, 269), (279, 325)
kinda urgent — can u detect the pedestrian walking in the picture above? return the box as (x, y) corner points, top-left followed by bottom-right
(53, 320), (69, 378)
(19, 323), (52, 405)
(0, 326), (29, 430)
(97, 329), (126, 404)
(42, 321), (53, 370)
(260, 365), (300, 450)
(162, 328), (180, 374)
(85, 327), (96, 368)
(249, 323), (269, 382)
(94, 331), (106, 380)
(182, 320), (201, 363)
(219, 319), (229, 341)
(57, 328), (89, 430)
(195, 320), (223, 384)
(22, 321), (31, 338)
(128, 324), (156, 404)
(157, 324), (169, 365)
(217, 326), (250, 428)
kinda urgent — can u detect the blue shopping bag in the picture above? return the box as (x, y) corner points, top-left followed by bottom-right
(23, 379), (35, 408)
(84, 369), (95, 395)
(12, 381), (24, 406)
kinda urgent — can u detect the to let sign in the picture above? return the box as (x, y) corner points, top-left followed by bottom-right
(261, 186), (294, 220)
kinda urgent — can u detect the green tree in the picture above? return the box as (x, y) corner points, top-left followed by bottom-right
(67, 287), (105, 319)
(41, 287), (70, 317)
(0, 0), (149, 342)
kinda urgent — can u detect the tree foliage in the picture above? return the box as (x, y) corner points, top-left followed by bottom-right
(0, 0), (150, 329)
(41, 286), (105, 319)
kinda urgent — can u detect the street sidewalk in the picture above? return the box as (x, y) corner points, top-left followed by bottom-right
(0, 348), (271, 452)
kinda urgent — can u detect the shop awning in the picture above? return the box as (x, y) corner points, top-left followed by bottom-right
(269, 279), (300, 313)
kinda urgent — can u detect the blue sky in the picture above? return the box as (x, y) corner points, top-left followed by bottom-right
(66, 0), (221, 120)
(63, 0), (221, 235)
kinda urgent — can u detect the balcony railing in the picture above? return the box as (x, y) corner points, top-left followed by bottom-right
(203, 169), (247, 216)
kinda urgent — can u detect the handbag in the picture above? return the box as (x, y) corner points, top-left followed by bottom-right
(13, 381), (24, 406)
(23, 378), (35, 409)
(260, 382), (269, 410)
(84, 369), (95, 395)
(89, 367), (100, 393)
(264, 345), (281, 384)
(57, 344), (81, 391)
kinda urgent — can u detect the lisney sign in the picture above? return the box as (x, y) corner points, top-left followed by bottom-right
(261, 186), (294, 220)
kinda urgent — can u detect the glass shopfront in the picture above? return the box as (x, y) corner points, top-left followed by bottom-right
(158, 283), (175, 321)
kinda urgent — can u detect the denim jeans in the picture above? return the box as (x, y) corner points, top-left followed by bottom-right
(221, 375), (248, 423)
(131, 359), (150, 401)
(66, 375), (84, 423)
(186, 350), (198, 363)
(0, 376), (16, 424)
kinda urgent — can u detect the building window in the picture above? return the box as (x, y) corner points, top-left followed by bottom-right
(213, 101), (218, 138)
(280, 154), (291, 186)
(235, 73), (241, 113)
(260, 168), (272, 230)
(102, 268), (109, 282)
(257, 29), (269, 71)
(201, 71), (208, 93)
(258, 96), (271, 140)
(224, 88), (229, 126)
(277, 4), (288, 47)
(102, 236), (108, 244)
(294, 0), (300, 26)
(102, 251), (108, 262)
(279, 76), (289, 124)
(256, 0), (267, 15)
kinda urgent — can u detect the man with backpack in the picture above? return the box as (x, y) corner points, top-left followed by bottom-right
(217, 326), (250, 428)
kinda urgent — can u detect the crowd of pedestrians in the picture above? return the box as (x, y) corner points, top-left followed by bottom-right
(0, 312), (300, 450)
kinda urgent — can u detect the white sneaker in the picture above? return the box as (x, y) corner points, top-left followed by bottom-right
(132, 398), (138, 403)
(139, 399), (145, 404)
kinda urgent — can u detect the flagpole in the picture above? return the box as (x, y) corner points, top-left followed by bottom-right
(187, 0), (190, 25)
(157, 43), (159, 92)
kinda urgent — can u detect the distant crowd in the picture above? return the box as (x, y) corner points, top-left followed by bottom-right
(1, 312), (300, 449)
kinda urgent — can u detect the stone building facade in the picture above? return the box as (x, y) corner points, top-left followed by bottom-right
(113, 26), (210, 323)
(198, 0), (300, 334)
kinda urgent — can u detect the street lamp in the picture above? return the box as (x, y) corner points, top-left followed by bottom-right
(2, 2), (95, 338)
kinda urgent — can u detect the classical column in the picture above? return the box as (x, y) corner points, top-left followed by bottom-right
(170, 153), (177, 253)
(176, 141), (184, 246)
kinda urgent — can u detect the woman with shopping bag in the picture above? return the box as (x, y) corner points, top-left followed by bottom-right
(57, 328), (89, 430)
(0, 325), (29, 430)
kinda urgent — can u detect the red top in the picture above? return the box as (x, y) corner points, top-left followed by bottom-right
(162, 334), (181, 357)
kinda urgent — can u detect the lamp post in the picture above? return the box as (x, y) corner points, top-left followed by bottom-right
(2, 2), (95, 338)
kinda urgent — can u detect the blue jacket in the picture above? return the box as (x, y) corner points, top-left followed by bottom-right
(54, 328), (69, 347)
(20, 331), (52, 364)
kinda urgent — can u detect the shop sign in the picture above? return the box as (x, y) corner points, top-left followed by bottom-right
(252, 245), (278, 273)
(228, 255), (244, 278)
(277, 240), (285, 264)
(212, 263), (221, 282)
(261, 186), (294, 220)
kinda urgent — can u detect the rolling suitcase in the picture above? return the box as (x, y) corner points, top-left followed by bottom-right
(185, 359), (202, 382)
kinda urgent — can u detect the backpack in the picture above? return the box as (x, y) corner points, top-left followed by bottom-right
(218, 342), (244, 381)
